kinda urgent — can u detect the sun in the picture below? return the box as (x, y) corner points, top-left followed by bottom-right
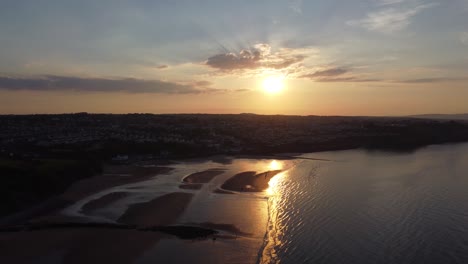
(262, 75), (285, 94)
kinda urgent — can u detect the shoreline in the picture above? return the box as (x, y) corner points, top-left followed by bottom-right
(181, 168), (225, 183)
(221, 170), (283, 193)
(0, 165), (173, 226)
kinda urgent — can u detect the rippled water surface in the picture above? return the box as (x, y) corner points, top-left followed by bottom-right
(261, 143), (468, 264)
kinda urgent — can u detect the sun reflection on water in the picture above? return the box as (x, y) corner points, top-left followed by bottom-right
(267, 160), (283, 171)
(266, 171), (283, 196)
(262, 168), (287, 264)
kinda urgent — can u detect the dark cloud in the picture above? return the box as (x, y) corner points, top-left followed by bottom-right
(298, 66), (380, 82)
(298, 67), (375, 82)
(205, 43), (305, 71)
(156, 65), (169, 69)
(193, 80), (212, 87)
(315, 77), (380, 82)
(234, 88), (251, 92)
(206, 53), (259, 70)
(0, 75), (206, 94)
(300, 68), (348, 79)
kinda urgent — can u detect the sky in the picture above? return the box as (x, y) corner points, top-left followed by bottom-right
(0, 0), (467, 115)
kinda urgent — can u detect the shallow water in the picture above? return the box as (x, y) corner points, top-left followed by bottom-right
(261, 143), (468, 264)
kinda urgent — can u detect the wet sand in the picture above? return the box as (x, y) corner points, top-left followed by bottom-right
(0, 159), (287, 264)
(63, 166), (173, 201)
(182, 169), (225, 183)
(0, 192), (195, 263)
(119, 192), (194, 226)
(179, 183), (203, 190)
(221, 170), (282, 192)
(0, 166), (173, 226)
(81, 192), (129, 214)
(196, 222), (252, 237)
(0, 228), (163, 264)
(213, 188), (236, 194)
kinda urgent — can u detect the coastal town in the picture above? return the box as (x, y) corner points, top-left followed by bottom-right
(2, 113), (468, 222)
(2, 113), (468, 161)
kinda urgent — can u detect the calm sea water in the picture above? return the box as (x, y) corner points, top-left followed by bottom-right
(261, 143), (468, 264)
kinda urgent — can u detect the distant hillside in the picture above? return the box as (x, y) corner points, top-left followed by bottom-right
(410, 114), (468, 121)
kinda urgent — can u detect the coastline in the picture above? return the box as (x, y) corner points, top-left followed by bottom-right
(7, 148), (444, 263)
(0, 165), (173, 226)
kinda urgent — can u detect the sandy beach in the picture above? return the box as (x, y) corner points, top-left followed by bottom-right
(0, 227), (163, 264)
(0, 192), (196, 264)
(0, 158), (289, 264)
(179, 183), (203, 190)
(182, 168), (225, 183)
(81, 192), (129, 215)
(0, 165), (173, 226)
(119, 192), (194, 226)
(63, 165), (173, 201)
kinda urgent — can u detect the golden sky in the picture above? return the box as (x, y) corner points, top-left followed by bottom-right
(1, 0), (467, 115)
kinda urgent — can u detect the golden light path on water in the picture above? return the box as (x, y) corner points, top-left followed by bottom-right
(262, 160), (289, 263)
(267, 160), (282, 171)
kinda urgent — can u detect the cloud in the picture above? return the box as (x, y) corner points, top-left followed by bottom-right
(156, 65), (169, 69)
(205, 43), (306, 72)
(377, 0), (406, 6)
(298, 67), (380, 82)
(234, 88), (251, 92)
(396, 77), (468, 83)
(347, 3), (437, 33)
(0, 75), (213, 94)
(193, 80), (212, 87)
(289, 0), (303, 14)
(461, 32), (468, 45)
(300, 68), (348, 78)
(297, 65), (468, 83)
(314, 77), (380, 83)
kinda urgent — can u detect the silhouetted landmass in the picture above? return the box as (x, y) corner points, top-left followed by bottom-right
(409, 114), (468, 120)
(0, 158), (101, 218)
(2, 113), (468, 161)
(2, 113), (468, 218)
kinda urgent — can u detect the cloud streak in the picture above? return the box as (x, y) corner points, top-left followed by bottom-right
(347, 3), (437, 33)
(0, 76), (212, 94)
(396, 77), (468, 83)
(300, 68), (349, 78)
(461, 32), (468, 45)
(298, 67), (378, 82)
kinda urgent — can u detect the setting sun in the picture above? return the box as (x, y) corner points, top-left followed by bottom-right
(262, 75), (285, 94)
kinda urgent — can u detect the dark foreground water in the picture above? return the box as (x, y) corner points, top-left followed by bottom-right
(261, 143), (468, 264)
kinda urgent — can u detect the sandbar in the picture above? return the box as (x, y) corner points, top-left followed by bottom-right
(179, 184), (203, 190)
(182, 169), (225, 184)
(221, 170), (282, 192)
(118, 192), (194, 226)
(81, 192), (129, 214)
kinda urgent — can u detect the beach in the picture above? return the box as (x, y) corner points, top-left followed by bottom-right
(0, 158), (294, 264)
(118, 192), (194, 226)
